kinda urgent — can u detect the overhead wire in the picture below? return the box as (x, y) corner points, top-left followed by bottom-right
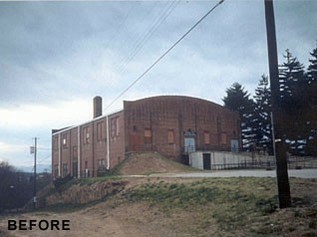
(110, 2), (162, 73)
(104, 0), (225, 112)
(116, 1), (180, 76)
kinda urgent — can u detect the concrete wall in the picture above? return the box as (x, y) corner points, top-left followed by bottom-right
(189, 151), (274, 170)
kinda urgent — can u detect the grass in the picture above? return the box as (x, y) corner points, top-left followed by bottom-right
(124, 177), (281, 235)
(35, 175), (317, 236)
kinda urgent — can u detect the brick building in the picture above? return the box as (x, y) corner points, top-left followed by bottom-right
(51, 95), (241, 179)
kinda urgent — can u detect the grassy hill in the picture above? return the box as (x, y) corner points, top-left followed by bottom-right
(1, 153), (316, 237)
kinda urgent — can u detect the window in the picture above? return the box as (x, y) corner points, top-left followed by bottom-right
(111, 117), (119, 138)
(53, 136), (58, 150)
(62, 133), (68, 148)
(72, 160), (78, 177)
(98, 159), (106, 170)
(72, 146), (78, 159)
(204, 131), (210, 145)
(83, 126), (90, 144)
(221, 133), (227, 145)
(54, 165), (58, 178)
(62, 163), (68, 176)
(217, 117), (222, 133)
(167, 129), (175, 144)
(144, 128), (152, 144)
(97, 121), (104, 141)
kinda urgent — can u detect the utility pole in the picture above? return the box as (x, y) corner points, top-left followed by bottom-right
(30, 137), (37, 210)
(264, 0), (291, 208)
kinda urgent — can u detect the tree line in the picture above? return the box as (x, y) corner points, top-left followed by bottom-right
(0, 161), (50, 213)
(223, 44), (317, 156)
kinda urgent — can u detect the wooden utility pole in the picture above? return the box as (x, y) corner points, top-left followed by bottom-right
(32, 137), (37, 210)
(264, 0), (291, 208)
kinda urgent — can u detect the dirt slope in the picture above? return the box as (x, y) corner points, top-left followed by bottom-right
(116, 152), (194, 175)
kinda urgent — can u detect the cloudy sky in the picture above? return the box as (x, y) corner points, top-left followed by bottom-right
(1, 0), (316, 169)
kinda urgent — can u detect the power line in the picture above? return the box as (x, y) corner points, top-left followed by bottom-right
(104, 0), (225, 112)
(116, 1), (180, 76)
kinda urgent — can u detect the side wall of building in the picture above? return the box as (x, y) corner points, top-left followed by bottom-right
(108, 111), (125, 169)
(124, 96), (241, 162)
(52, 96), (240, 178)
(51, 111), (125, 179)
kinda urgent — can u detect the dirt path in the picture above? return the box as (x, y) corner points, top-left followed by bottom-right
(0, 201), (178, 237)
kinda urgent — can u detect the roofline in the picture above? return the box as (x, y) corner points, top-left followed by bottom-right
(52, 95), (233, 136)
(52, 109), (123, 136)
(124, 95), (226, 110)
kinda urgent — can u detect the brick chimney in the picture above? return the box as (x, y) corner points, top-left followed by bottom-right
(93, 96), (102, 118)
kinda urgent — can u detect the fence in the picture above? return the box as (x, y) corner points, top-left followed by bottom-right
(189, 151), (317, 171)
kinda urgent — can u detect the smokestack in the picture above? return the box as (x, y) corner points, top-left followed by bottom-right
(93, 96), (102, 118)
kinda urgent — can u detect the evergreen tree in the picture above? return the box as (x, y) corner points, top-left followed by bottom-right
(307, 42), (317, 85)
(278, 49), (306, 110)
(223, 83), (256, 151)
(253, 75), (273, 154)
(305, 43), (317, 155)
(278, 49), (310, 155)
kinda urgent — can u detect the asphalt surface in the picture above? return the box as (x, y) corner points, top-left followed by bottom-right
(149, 169), (317, 179)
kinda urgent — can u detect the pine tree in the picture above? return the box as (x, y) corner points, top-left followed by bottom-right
(223, 83), (256, 151)
(305, 43), (317, 155)
(253, 75), (273, 154)
(307, 42), (317, 85)
(278, 49), (309, 155)
(278, 49), (306, 110)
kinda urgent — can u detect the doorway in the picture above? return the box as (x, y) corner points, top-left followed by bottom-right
(184, 137), (196, 153)
(203, 153), (211, 170)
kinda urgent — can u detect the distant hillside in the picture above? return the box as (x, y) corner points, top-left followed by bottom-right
(17, 164), (51, 173)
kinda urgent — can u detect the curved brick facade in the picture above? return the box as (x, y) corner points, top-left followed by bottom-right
(124, 96), (241, 162)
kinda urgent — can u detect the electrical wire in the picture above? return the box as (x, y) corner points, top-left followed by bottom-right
(104, 0), (225, 112)
(116, 1), (180, 76)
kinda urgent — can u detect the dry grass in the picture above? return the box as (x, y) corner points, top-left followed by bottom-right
(115, 152), (195, 175)
(1, 176), (316, 237)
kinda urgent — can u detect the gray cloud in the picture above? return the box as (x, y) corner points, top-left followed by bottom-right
(0, 1), (316, 166)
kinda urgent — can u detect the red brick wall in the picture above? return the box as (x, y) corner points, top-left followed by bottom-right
(92, 117), (107, 175)
(124, 96), (240, 162)
(52, 127), (78, 179)
(52, 96), (240, 178)
(108, 111), (125, 169)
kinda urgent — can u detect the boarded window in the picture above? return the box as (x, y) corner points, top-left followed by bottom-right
(98, 159), (106, 170)
(54, 165), (58, 178)
(62, 163), (68, 176)
(204, 131), (210, 145)
(53, 136), (58, 150)
(72, 146), (78, 159)
(83, 126), (90, 144)
(111, 117), (119, 137)
(221, 133), (227, 145)
(144, 128), (152, 144)
(97, 121), (104, 141)
(168, 129), (175, 144)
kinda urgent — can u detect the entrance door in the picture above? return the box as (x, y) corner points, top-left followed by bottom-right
(203, 153), (211, 170)
(184, 137), (196, 153)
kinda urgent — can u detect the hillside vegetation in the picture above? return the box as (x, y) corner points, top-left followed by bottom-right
(1, 175), (316, 237)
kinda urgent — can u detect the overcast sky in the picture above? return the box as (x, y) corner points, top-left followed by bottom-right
(1, 0), (316, 169)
